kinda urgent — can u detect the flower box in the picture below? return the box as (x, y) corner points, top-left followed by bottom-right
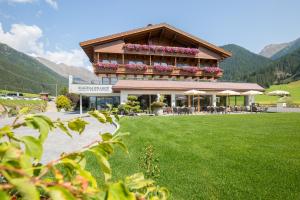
(125, 64), (147, 72)
(153, 65), (174, 73)
(203, 67), (223, 74)
(181, 66), (199, 73)
(124, 44), (199, 55)
(96, 62), (118, 71)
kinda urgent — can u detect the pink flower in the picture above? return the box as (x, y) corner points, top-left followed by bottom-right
(181, 66), (199, 73)
(125, 63), (147, 71)
(153, 65), (174, 73)
(97, 62), (118, 71)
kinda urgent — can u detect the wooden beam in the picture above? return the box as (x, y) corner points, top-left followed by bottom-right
(158, 29), (165, 43)
(148, 31), (152, 44)
(170, 33), (177, 45)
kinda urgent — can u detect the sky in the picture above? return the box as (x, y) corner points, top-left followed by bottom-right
(0, 0), (300, 69)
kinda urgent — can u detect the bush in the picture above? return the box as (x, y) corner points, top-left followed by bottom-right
(55, 95), (72, 111)
(65, 93), (80, 107)
(122, 95), (141, 114)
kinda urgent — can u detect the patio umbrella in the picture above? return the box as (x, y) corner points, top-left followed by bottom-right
(242, 90), (263, 95)
(217, 90), (240, 110)
(242, 90), (263, 111)
(268, 90), (290, 96)
(184, 90), (206, 112)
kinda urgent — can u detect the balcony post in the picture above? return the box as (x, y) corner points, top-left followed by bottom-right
(149, 55), (152, 65)
(122, 54), (125, 64)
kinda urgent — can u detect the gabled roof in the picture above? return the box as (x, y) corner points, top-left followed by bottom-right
(80, 23), (232, 61)
(113, 80), (264, 92)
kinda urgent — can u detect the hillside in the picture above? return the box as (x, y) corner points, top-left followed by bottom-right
(36, 57), (97, 83)
(220, 44), (272, 81)
(246, 47), (300, 87)
(0, 43), (67, 95)
(256, 80), (300, 105)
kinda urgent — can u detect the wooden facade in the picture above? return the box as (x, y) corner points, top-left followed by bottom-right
(80, 23), (231, 82)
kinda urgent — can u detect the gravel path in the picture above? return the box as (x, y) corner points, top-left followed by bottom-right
(0, 111), (117, 163)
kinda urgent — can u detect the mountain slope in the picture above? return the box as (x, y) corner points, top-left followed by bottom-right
(246, 47), (300, 87)
(271, 37), (300, 60)
(220, 44), (272, 81)
(259, 43), (289, 58)
(0, 43), (67, 95)
(35, 57), (97, 83)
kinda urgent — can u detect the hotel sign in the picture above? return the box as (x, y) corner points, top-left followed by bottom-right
(69, 84), (113, 94)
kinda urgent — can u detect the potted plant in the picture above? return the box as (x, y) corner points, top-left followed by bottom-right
(151, 95), (165, 116)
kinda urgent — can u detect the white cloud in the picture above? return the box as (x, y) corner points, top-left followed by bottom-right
(0, 22), (89, 68)
(0, 23), (44, 55)
(45, 0), (57, 9)
(43, 49), (87, 67)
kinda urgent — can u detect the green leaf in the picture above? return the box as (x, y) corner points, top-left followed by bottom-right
(0, 191), (9, 200)
(34, 115), (54, 128)
(68, 118), (88, 134)
(11, 178), (39, 200)
(106, 181), (135, 200)
(125, 173), (154, 190)
(0, 125), (13, 138)
(21, 136), (43, 161)
(24, 116), (50, 143)
(101, 132), (113, 141)
(56, 120), (72, 137)
(88, 110), (106, 123)
(48, 186), (76, 200)
(88, 149), (111, 181)
(18, 107), (30, 115)
(114, 141), (128, 154)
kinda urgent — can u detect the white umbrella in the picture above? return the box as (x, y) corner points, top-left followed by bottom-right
(268, 90), (290, 96)
(184, 89), (206, 95)
(217, 90), (240, 112)
(218, 90), (241, 96)
(184, 90), (206, 111)
(242, 90), (263, 95)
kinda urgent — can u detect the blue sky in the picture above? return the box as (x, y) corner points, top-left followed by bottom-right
(0, 0), (300, 68)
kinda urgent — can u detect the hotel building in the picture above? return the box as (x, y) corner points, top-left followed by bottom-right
(70, 23), (264, 112)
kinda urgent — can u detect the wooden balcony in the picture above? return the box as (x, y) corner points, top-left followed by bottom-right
(93, 64), (223, 79)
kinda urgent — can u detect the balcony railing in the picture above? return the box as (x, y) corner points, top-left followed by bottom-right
(123, 44), (200, 58)
(94, 62), (223, 78)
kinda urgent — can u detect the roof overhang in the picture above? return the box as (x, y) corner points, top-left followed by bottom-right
(80, 23), (232, 62)
(112, 80), (264, 92)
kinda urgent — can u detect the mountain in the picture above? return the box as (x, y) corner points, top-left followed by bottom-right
(246, 47), (300, 87)
(271, 38), (300, 60)
(259, 37), (300, 59)
(35, 57), (97, 83)
(0, 43), (67, 95)
(220, 44), (272, 81)
(259, 43), (289, 58)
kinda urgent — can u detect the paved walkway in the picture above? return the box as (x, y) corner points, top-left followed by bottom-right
(0, 111), (117, 163)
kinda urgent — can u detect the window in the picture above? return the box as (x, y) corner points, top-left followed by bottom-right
(110, 60), (118, 64)
(102, 77), (110, 85)
(102, 59), (110, 63)
(110, 77), (118, 85)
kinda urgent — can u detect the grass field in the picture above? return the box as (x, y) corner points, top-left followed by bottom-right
(85, 114), (300, 199)
(0, 99), (47, 113)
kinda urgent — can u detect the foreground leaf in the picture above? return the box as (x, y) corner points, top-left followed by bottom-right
(21, 136), (43, 161)
(106, 181), (135, 200)
(11, 178), (39, 200)
(48, 186), (76, 200)
(68, 118), (88, 134)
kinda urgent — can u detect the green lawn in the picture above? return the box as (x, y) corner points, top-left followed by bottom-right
(88, 114), (300, 199)
(0, 99), (47, 113)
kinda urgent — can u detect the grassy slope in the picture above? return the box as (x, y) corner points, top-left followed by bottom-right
(91, 114), (300, 200)
(256, 80), (300, 104)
